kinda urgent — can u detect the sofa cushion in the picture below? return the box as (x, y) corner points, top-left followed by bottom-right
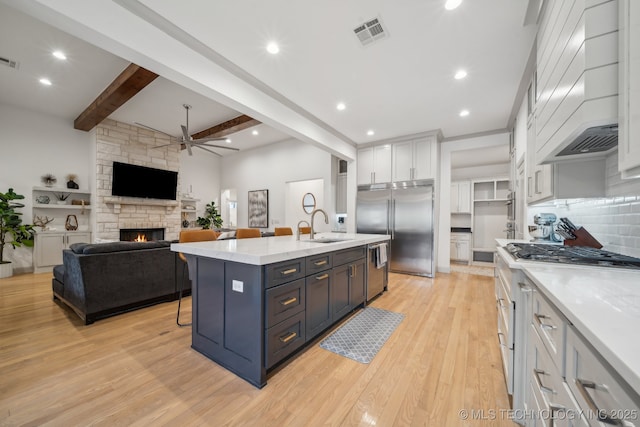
(70, 240), (171, 255)
(53, 264), (65, 283)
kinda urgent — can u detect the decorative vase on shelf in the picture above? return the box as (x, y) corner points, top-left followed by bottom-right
(66, 180), (79, 189)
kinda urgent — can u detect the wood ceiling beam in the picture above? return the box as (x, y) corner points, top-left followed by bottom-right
(190, 115), (260, 140)
(74, 63), (158, 131)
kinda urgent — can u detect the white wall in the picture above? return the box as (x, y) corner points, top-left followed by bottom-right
(285, 179), (324, 231)
(0, 103), (92, 271)
(220, 138), (334, 232)
(179, 149), (221, 219)
(437, 132), (510, 273)
(452, 163), (510, 181)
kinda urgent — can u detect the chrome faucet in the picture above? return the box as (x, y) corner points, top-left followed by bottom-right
(296, 220), (310, 241)
(310, 208), (328, 240)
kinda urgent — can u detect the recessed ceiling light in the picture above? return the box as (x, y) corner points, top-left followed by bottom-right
(52, 50), (67, 60)
(454, 69), (467, 80)
(336, 102), (346, 111)
(266, 42), (280, 54)
(252, 130), (259, 136)
(367, 130), (375, 136)
(445, 0), (462, 10)
(459, 109), (470, 117)
(225, 138), (232, 143)
(39, 78), (52, 86)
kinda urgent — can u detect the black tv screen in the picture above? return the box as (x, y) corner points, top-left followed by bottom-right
(111, 162), (178, 200)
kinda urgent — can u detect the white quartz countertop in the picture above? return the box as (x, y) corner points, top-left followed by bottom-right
(171, 232), (390, 265)
(495, 239), (640, 395)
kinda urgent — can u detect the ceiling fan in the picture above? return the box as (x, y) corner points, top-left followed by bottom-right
(135, 104), (240, 156)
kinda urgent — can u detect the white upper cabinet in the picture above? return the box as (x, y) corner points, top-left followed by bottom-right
(392, 136), (437, 181)
(619, 0), (640, 178)
(451, 181), (471, 213)
(357, 145), (392, 185)
(535, 0), (619, 163)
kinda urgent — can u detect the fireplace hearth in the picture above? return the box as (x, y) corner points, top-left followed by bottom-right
(120, 228), (165, 242)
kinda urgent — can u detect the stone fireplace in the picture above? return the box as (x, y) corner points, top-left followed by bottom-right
(120, 228), (165, 242)
(94, 119), (182, 242)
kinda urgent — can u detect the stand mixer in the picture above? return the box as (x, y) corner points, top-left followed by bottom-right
(529, 213), (562, 242)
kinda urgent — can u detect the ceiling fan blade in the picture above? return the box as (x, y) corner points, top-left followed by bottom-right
(192, 136), (228, 143)
(150, 142), (181, 149)
(134, 122), (174, 138)
(181, 125), (191, 143)
(185, 141), (193, 156)
(195, 144), (240, 151)
(194, 145), (222, 157)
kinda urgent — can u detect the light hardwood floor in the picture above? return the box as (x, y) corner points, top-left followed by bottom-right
(0, 271), (514, 426)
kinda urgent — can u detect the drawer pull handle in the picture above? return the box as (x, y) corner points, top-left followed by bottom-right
(314, 260), (327, 266)
(349, 264), (356, 278)
(534, 313), (557, 330)
(534, 369), (555, 394)
(280, 297), (297, 306)
(497, 332), (508, 348)
(316, 273), (329, 281)
(575, 379), (624, 426)
(279, 331), (297, 343)
(518, 282), (533, 293)
(281, 268), (297, 275)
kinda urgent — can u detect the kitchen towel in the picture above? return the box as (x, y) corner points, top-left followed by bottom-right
(376, 243), (388, 269)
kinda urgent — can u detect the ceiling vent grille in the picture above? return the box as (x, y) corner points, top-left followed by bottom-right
(0, 56), (19, 70)
(557, 125), (618, 156)
(354, 17), (388, 46)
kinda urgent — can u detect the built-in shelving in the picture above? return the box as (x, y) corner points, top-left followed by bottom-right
(471, 178), (510, 265)
(181, 198), (200, 229)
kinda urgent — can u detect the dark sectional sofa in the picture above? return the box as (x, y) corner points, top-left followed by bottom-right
(52, 240), (189, 324)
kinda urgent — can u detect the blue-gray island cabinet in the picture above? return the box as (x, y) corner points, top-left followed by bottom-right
(171, 233), (390, 387)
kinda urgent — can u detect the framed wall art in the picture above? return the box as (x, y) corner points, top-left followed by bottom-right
(248, 189), (269, 228)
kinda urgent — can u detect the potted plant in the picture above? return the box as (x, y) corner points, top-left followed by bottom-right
(0, 188), (35, 278)
(196, 201), (223, 230)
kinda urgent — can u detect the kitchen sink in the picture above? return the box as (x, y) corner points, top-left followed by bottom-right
(307, 238), (352, 244)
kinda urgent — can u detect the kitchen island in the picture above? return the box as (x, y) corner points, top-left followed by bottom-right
(171, 232), (390, 388)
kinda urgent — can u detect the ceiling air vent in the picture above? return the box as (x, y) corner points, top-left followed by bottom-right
(557, 125), (618, 156)
(353, 17), (388, 46)
(0, 56), (19, 70)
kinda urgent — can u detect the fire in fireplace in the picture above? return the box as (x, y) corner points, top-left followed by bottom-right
(120, 228), (165, 242)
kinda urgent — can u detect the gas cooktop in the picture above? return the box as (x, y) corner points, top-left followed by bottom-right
(505, 243), (640, 270)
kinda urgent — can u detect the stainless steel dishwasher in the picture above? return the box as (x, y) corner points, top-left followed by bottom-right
(366, 242), (389, 301)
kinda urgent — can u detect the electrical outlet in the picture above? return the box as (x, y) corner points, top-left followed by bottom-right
(232, 280), (244, 293)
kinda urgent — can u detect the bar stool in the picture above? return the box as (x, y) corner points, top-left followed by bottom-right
(236, 228), (262, 239)
(274, 227), (293, 236)
(177, 229), (219, 326)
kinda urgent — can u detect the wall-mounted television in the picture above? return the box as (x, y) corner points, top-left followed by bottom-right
(111, 162), (178, 200)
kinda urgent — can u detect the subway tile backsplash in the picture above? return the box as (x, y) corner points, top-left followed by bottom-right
(554, 197), (640, 258)
(542, 154), (640, 258)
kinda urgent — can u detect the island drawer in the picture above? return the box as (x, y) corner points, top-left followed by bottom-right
(306, 253), (333, 274)
(265, 257), (306, 288)
(265, 311), (306, 368)
(333, 246), (366, 266)
(265, 278), (305, 328)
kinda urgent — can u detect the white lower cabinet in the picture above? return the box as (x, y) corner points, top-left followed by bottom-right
(35, 231), (91, 272)
(450, 233), (470, 262)
(520, 274), (640, 427)
(565, 327), (640, 427)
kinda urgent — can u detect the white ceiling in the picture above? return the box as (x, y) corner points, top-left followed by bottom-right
(0, 0), (536, 160)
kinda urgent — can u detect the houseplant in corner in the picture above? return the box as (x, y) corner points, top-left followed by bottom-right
(196, 201), (223, 230)
(0, 188), (35, 278)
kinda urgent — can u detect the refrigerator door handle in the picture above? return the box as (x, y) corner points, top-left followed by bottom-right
(391, 199), (396, 240)
(386, 199), (391, 235)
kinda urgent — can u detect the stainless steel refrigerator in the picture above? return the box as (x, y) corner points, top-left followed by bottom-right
(356, 180), (434, 277)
